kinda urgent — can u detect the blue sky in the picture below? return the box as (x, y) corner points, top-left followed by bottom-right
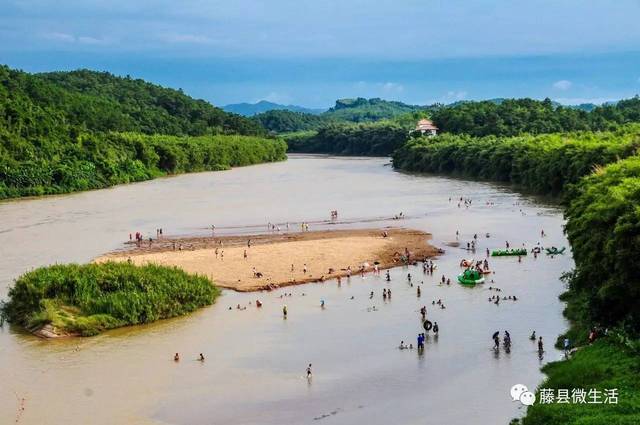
(2, 0), (640, 108)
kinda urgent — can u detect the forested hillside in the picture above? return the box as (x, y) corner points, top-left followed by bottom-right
(253, 97), (427, 134)
(268, 96), (640, 156)
(30, 68), (264, 136)
(0, 65), (284, 199)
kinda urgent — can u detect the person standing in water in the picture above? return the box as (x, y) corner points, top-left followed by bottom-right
(306, 363), (312, 378)
(492, 331), (500, 349)
(283, 305), (288, 319)
(538, 336), (544, 353)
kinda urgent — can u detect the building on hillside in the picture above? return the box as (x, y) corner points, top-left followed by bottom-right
(414, 119), (438, 136)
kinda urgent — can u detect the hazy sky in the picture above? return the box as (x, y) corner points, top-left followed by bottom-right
(2, 0), (640, 107)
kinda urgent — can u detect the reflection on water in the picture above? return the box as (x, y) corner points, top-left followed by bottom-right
(0, 155), (571, 424)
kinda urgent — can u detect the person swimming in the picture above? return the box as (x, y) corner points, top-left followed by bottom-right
(174, 353), (180, 362)
(529, 331), (536, 340)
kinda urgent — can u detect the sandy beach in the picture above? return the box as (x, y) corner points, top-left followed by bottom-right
(95, 228), (438, 291)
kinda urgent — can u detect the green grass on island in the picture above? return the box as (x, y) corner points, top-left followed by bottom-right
(0, 262), (219, 336)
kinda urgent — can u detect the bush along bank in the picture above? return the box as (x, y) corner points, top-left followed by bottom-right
(392, 126), (640, 196)
(0, 262), (219, 337)
(0, 132), (287, 199)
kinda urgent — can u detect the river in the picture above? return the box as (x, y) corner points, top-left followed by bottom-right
(0, 155), (571, 425)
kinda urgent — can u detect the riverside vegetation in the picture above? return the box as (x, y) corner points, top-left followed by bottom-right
(260, 97), (640, 156)
(0, 262), (219, 336)
(0, 65), (285, 199)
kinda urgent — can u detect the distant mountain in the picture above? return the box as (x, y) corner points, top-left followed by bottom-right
(253, 97), (429, 133)
(222, 100), (325, 116)
(324, 97), (426, 122)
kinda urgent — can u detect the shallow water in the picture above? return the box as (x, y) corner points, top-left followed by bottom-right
(0, 155), (571, 424)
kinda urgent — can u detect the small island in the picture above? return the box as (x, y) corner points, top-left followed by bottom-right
(0, 262), (219, 338)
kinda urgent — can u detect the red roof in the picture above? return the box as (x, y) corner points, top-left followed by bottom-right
(416, 119), (438, 131)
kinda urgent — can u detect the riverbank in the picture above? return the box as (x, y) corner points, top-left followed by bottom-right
(96, 228), (438, 291)
(520, 338), (640, 424)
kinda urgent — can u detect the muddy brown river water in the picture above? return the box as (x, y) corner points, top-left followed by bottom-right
(0, 155), (571, 425)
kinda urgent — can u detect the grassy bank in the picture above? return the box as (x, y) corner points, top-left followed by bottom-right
(0, 132), (287, 199)
(0, 262), (219, 336)
(519, 339), (640, 425)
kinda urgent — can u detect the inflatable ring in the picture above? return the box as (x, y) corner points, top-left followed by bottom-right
(423, 320), (433, 331)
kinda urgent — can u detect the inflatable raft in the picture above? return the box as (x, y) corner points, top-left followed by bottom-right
(545, 247), (566, 255)
(457, 269), (485, 285)
(491, 248), (527, 257)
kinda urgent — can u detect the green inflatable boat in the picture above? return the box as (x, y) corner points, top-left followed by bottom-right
(491, 248), (527, 257)
(457, 269), (485, 285)
(545, 247), (566, 255)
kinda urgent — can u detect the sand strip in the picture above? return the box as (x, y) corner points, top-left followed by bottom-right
(95, 228), (439, 291)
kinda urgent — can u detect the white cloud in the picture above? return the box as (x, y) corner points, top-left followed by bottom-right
(446, 90), (468, 100)
(381, 82), (404, 93)
(552, 80), (572, 90)
(77, 36), (105, 45)
(42, 32), (107, 45)
(160, 33), (216, 44)
(44, 32), (75, 42)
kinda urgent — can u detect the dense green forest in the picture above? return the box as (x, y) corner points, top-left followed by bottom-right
(253, 97), (426, 134)
(286, 122), (408, 156)
(255, 96), (640, 139)
(0, 262), (218, 336)
(0, 65), (286, 199)
(34, 68), (264, 136)
(324, 97), (424, 122)
(430, 97), (640, 137)
(563, 155), (640, 332)
(253, 109), (330, 133)
(392, 126), (640, 195)
(274, 97), (640, 157)
(0, 132), (286, 199)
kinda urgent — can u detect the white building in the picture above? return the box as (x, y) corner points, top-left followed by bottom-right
(414, 119), (438, 136)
